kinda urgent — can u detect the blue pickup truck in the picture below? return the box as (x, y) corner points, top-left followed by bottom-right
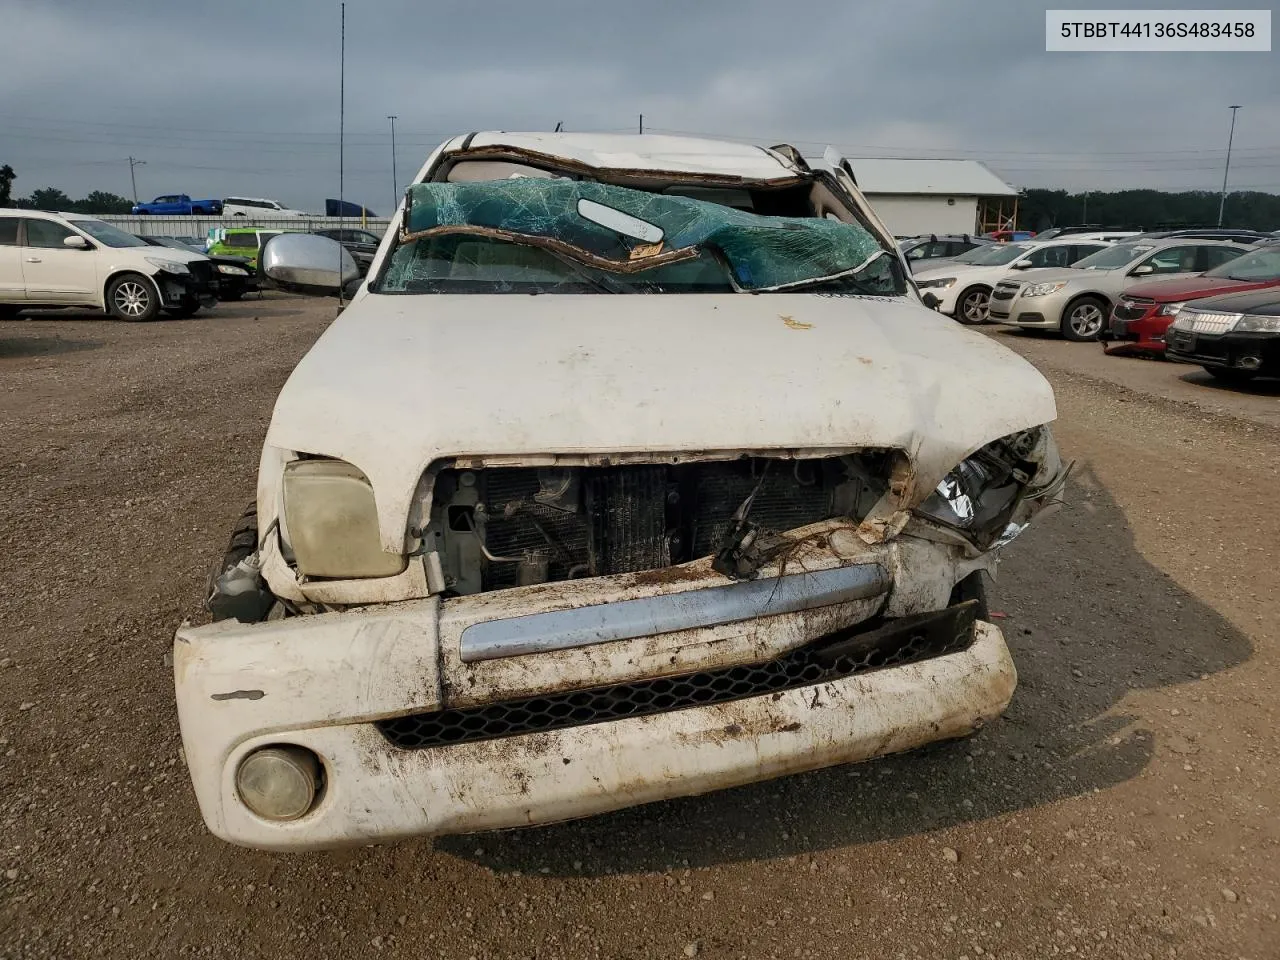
(131, 194), (224, 216)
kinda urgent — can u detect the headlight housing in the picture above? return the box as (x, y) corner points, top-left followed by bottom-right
(1156, 301), (1185, 317)
(217, 263), (250, 276)
(1021, 282), (1067, 298)
(1235, 313), (1280, 333)
(281, 459), (407, 578)
(144, 257), (190, 275)
(917, 277), (956, 289)
(915, 427), (1064, 549)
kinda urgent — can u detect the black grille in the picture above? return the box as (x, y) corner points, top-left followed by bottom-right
(376, 604), (978, 750)
(992, 285), (1018, 301)
(1114, 300), (1150, 321)
(187, 259), (215, 291)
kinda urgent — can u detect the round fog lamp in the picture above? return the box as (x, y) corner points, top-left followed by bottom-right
(235, 746), (321, 821)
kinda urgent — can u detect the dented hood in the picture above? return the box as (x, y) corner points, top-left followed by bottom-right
(266, 293), (1056, 549)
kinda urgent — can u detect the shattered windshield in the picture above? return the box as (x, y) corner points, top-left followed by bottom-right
(374, 179), (902, 296)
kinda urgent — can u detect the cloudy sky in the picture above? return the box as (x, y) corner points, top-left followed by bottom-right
(2, 0), (1277, 212)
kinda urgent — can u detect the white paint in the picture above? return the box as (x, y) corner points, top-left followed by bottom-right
(176, 620), (1014, 850)
(262, 293), (1056, 555)
(865, 195), (979, 238)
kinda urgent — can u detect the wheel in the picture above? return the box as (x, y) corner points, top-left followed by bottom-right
(955, 286), (991, 325)
(106, 273), (161, 322)
(1204, 366), (1256, 384)
(165, 302), (201, 319)
(219, 289), (243, 302)
(1061, 296), (1107, 341)
(136, 209), (149, 216)
(207, 503), (274, 624)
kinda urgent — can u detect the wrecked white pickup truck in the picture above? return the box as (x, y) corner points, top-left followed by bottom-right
(174, 132), (1068, 851)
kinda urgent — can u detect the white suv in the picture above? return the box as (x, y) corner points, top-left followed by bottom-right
(0, 210), (218, 321)
(222, 197), (312, 218)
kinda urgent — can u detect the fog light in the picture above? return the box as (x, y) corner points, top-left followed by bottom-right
(1238, 355), (1262, 370)
(235, 746), (321, 821)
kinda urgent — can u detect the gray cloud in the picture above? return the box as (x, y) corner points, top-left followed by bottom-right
(2, 0), (1277, 212)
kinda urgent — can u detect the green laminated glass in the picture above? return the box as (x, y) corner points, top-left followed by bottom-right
(392, 178), (887, 292)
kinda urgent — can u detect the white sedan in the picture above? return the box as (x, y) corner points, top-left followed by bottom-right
(913, 238), (1112, 323)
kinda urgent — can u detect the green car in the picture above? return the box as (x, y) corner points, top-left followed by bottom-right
(205, 227), (300, 270)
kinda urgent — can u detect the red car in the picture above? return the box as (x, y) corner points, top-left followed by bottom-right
(1103, 243), (1280, 356)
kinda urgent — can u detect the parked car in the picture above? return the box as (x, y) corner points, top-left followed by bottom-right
(140, 236), (259, 301)
(152, 235), (207, 253)
(206, 227), (297, 270)
(0, 210), (217, 321)
(914, 238), (1111, 323)
(222, 197), (312, 218)
(172, 131), (1069, 851)
(312, 227), (382, 275)
(898, 234), (992, 270)
(983, 229), (1036, 242)
(1129, 228), (1274, 243)
(1034, 225), (1138, 241)
(1102, 244), (1280, 356)
(988, 239), (1251, 340)
(1166, 288), (1280, 382)
(131, 194), (224, 216)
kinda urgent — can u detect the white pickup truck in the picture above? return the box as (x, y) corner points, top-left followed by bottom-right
(174, 132), (1068, 851)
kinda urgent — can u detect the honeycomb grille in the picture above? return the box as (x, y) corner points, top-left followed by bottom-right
(376, 611), (976, 750)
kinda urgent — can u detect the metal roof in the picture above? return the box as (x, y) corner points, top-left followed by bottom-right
(840, 158), (1018, 198)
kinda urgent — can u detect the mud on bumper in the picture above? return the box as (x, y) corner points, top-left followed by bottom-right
(175, 596), (1015, 851)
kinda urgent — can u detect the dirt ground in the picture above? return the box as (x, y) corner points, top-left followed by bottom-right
(1, 298), (1278, 960)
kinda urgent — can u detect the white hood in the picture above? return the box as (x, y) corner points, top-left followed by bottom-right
(265, 293), (1057, 549)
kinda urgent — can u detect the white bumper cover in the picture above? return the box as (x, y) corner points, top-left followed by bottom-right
(175, 602), (1015, 851)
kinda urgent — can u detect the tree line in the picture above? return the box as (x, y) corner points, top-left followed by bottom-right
(2, 161), (1278, 229)
(0, 167), (133, 214)
(1017, 187), (1280, 232)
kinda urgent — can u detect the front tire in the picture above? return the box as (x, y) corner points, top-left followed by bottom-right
(1062, 296), (1107, 341)
(106, 273), (161, 322)
(1204, 365), (1256, 384)
(956, 286), (991, 325)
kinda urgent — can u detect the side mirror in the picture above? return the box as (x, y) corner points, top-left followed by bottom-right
(63, 235), (90, 249)
(1010, 260), (1032, 269)
(1130, 264), (1154, 275)
(260, 233), (359, 296)
(921, 292), (942, 310)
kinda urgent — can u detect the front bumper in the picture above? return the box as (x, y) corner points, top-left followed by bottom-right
(156, 266), (217, 308)
(175, 603), (1014, 851)
(1166, 327), (1280, 374)
(990, 289), (1068, 329)
(1102, 307), (1172, 355)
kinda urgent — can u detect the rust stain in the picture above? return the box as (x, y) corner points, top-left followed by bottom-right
(781, 315), (814, 330)
(630, 565), (712, 587)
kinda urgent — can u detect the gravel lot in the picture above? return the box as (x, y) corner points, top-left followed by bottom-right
(2, 298), (1278, 959)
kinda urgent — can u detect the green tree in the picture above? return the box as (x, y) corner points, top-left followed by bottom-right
(76, 191), (133, 215)
(0, 164), (14, 207)
(27, 187), (73, 211)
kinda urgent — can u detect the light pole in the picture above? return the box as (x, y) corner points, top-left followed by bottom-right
(1218, 105), (1241, 227)
(387, 115), (398, 212)
(128, 156), (145, 205)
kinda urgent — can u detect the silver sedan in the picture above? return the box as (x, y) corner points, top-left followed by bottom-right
(988, 239), (1252, 340)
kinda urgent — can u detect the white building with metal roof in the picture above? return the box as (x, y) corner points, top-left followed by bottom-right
(840, 158), (1019, 237)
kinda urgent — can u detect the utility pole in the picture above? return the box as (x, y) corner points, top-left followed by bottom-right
(338, 1), (346, 308)
(1218, 104), (1242, 227)
(387, 115), (398, 212)
(639, 114), (643, 134)
(127, 157), (145, 205)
